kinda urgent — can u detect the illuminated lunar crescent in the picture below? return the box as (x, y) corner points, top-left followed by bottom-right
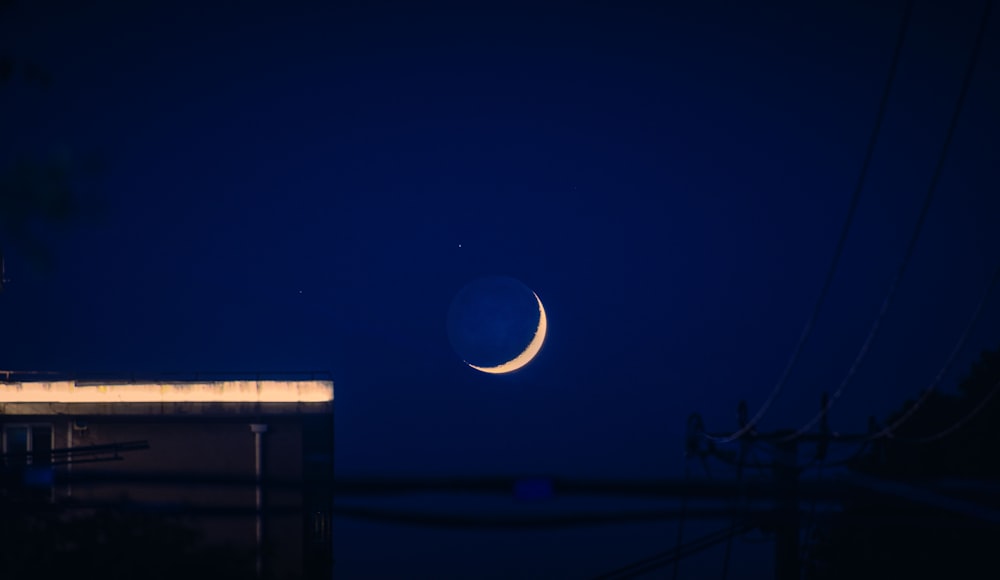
(467, 292), (547, 374)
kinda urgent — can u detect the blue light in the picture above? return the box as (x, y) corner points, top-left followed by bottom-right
(514, 477), (554, 501)
(23, 467), (53, 487)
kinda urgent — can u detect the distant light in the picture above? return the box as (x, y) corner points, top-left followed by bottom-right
(0, 380), (334, 403)
(514, 477), (554, 501)
(23, 467), (54, 487)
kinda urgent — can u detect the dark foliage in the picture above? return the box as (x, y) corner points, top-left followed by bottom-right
(805, 347), (1000, 579)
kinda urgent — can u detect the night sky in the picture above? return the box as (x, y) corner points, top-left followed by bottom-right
(2, 1), (999, 577)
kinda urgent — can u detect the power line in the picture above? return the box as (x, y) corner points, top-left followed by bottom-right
(778, 0), (995, 444)
(592, 524), (755, 580)
(704, 0), (915, 443)
(331, 505), (767, 529)
(702, 264), (998, 451)
(888, 377), (1000, 444)
(870, 264), (1000, 440)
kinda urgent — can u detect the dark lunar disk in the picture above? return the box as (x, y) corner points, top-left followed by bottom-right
(447, 276), (540, 368)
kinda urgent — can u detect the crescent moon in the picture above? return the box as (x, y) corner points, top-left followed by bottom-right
(467, 292), (547, 374)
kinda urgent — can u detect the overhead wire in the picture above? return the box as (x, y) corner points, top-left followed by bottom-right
(703, 0), (916, 443)
(592, 524), (755, 580)
(726, 261), (997, 458)
(869, 264), (1000, 440)
(749, 438), (871, 472)
(887, 377), (1000, 444)
(777, 0), (994, 444)
(331, 504), (764, 530)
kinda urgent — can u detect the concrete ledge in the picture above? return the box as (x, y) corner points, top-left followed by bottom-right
(0, 401), (333, 416)
(0, 380), (333, 403)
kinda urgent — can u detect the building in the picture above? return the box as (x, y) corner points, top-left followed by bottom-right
(0, 373), (334, 579)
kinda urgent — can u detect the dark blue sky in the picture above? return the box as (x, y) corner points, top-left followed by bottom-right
(2, 1), (999, 577)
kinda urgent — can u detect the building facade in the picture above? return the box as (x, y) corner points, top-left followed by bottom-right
(0, 375), (334, 579)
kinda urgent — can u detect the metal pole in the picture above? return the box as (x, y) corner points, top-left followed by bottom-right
(66, 419), (73, 497)
(773, 435), (799, 580)
(251, 423), (268, 578)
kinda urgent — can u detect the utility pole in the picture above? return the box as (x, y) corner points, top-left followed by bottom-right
(771, 431), (799, 580)
(696, 393), (841, 580)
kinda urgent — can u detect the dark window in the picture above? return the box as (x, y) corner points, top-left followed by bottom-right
(30, 426), (52, 465)
(2, 425), (51, 466)
(2, 424), (54, 501)
(4, 426), (29, 466)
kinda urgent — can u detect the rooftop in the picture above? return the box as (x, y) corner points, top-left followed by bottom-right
(0, 374), (333, 416)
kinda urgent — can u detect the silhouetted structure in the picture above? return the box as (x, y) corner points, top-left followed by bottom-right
(0, 373), (334, 579)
